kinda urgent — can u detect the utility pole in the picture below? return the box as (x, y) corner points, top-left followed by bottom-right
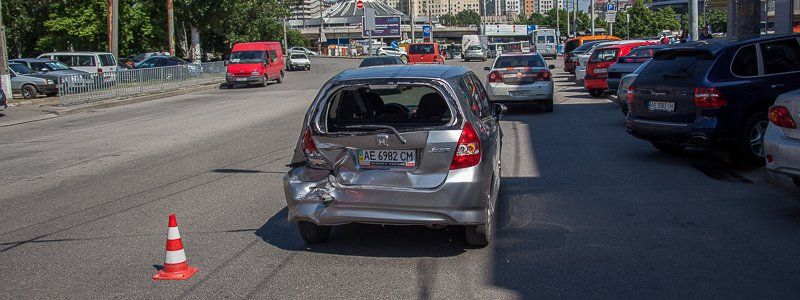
(318, 0), (323, 55)
(410, 0), (415, 42)
(689, 0), (698, 41)
(0, 0), (10, 100)
(556, 0), (560, 39)
(626, 11), (630, 39)
(566, 0), (570, 38)
(283, 17), (288, 50)
(108, 0), (119, 59)
(590, 0), (595, 35)
(573, 0), (577, 36)
(167, 0), (175, 55)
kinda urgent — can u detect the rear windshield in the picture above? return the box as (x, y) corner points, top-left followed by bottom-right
(573, 41), (607, 53)
(635, 51), (713, 87)
(589, 48), (619, 63)
(359, 57), (402, 67)
(9, 63), (34, 74)
(99, 54), (116, 66)
(537, 36), (555, 43)
(409, 44), (435, 54)
(290, 54), (307, 59)
(494, 55), (545, 68)
(627, 48), (655, 57)
(325, 85), (451, 132)
(565, 40), (581, 53)
(230, 51), (265, 64)
(467, 45), (482, 50)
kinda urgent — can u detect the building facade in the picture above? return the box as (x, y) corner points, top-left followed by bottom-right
(291, 0), (333, 22)
(524, 0), (536, 17)
(415, 0), (482, 17)
(505, 0), (522, 15)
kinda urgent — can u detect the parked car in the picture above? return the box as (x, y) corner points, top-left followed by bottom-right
(765, 89), (800, 184)
(8, 63), (58, 99)
(626, 34), (800, 165)
(0, 82), (7, 112)
(127, 52), (169, 66)
(377, 46), (407, 60)
(283, 65), (506, 246)
(484, 52), (555, 112)
(463, 45), (488, 62)
(226, 41), (285, 88)
(563, 36), (622, 73)
(289, 47), (319, 56)
(37, 52), (117, 83)
(612, 61), (651, 115)
(584, 41), (655, 97)
(358, 56), (404, 67)
(574, 41), (620, 81)
(606, 44), (666, 97)
(134, 55), (199, 81)
(287, 53), (312, 71)
(9, 58), (90, 90)
(407, 43), (445, 64)
(487, 44), (498, 58)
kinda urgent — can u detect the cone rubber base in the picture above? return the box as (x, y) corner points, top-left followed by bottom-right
(152, 266), (198, 280)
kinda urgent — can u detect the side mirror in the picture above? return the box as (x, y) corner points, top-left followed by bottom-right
(40, 68), (49, 73)
(493, 103), (507, 119)
(549, 65), (556, 70)
(484, 66), (491, 71)
(223, 60), (230, 66)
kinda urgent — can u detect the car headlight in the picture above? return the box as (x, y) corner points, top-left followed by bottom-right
(251, 70), (260, 76)
(226, 72), (233, 77)
(45, 79), (54, 84)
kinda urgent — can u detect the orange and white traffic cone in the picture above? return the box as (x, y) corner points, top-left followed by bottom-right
(153, 214), (198, 280)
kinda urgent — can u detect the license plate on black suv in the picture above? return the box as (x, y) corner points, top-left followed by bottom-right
(648, 101), (675, 112)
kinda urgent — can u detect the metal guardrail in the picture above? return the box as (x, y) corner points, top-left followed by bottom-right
(57, 61), (226, 106)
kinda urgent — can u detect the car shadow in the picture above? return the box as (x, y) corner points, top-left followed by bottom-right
(255, 207), (467, 257)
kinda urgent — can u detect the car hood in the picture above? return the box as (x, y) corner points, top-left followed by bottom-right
(13, 74), (47, 83)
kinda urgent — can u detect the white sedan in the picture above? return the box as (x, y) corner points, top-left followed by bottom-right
(484, 53), (555, 112)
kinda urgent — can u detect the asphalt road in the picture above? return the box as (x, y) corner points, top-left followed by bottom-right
(1, 57), (799, 299)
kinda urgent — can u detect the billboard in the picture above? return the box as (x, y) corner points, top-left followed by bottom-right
(362, 16), (401, 38)
(481, 24), (528, 36)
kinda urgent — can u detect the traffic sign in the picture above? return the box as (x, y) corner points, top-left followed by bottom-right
(607, 2), (615, 11)
(605, 13), (616, 23)
(422, 25), (431, 37)
(356, 0), (364, 9)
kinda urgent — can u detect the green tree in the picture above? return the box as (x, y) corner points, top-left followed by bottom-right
(286, 29), (309, 48)
(440, 13), (457, 26)
(455, 9), (480, 27)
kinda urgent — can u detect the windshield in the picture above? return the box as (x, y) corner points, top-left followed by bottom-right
(468, 45), (482, 50)
(325, 84), (451, 131)
(537, 36), (555, 43)
(359, 57), (402, 67)
(627, 48), (656, 57)
(494, 55), (546, 68)
(409, 44), (435, 54)
(230, 51), (265, 64)
(290, 54), (307, 59)
(9, 63), (34, 74)
(589, 48), (619, 63)
(32, 61), (71, 71)
(565, 40), (580, 53)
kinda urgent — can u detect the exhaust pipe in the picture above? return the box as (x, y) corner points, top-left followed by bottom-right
(690, 135), (710, 144)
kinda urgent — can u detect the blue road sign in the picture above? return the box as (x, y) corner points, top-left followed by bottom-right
(607, 3), (615, 11)
(422, 25), (431, 37)
(527, 25), (538, 34)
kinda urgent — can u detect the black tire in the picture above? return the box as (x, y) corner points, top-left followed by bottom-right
(298, 221), (331, 243)
(226, 83), (234, 89)
(651, 142), (686, 153)
(543, 99), (554, 112)
(731, 112), (769, 167)
(21, 85), (38, 99)
(589, 89), (604, 97)
(465, 222), (491, 247)
(276, 71), (284, 84)
(307, 66), (311, 71)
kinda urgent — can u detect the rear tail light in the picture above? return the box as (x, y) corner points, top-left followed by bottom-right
(626, 86), (636, 103)
(450, 123), (481, 170)
(302, 128), (326, 167)
(97, 68), (103, 73)
(769, 105), (797, 129)
(488, 71), (502, 83)
(537, 70), (551, 80)
(694, 87), (727, 108)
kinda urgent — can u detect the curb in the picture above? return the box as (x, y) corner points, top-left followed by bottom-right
(39, 84), (221, 116)
(0, 113), (59, 128)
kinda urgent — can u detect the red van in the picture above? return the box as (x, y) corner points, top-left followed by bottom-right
(225, 42), (285, 88)
(584, 41), (654, 97)
(407, 43), (445, 64)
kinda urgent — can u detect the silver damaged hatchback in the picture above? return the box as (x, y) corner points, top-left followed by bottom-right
(283, 65), (506, 246)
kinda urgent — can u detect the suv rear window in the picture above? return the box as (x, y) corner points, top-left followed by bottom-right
(494, 55), (546, 68)
(590, 48), (619, 63)
(99, 54), (116, 66)
(627, 48), (655, 57)
(759, 38), (800, 74)
(325, 85), (451, 132)
(636, 51), (713, 87)
(409, 44), (435, 54)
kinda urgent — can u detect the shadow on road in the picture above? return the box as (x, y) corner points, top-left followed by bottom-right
(255, 208), (467, 257)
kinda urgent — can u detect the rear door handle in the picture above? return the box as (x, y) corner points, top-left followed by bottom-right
(771, 84), (785, 89)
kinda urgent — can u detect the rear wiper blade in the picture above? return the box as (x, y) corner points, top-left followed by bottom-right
(344, 125), (408, 144)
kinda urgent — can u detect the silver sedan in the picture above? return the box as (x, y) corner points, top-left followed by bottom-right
(484, 53), (555, 112)
(283, 65), (506, 247)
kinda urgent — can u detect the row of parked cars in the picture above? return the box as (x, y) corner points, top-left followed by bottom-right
(565, 33), (800, 183)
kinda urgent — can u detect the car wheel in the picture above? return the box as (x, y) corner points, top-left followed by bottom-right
(298, 221), (331, 243)
(732, 112), (769, 167)
(226, 83), (234, 89)
(261, 75), (268, 87)
(465, 212), (491, 247)
(276, 71), (284, 84)
(651, 142), (686, 153)
(21, 85), (38, 99)
(589, 89), (604, 97)
(544, 99), (554, 112)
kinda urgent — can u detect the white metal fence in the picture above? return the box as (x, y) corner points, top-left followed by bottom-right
(57, 61), (226, 106)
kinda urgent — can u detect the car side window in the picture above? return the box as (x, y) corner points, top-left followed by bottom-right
(269, 50), (278, 63)
(55, 55), (73, 66)
(469, 74), (491, 118)
(77, 55), (95, 67)
(731, 45), (758, 77)
(759, 38), (800, 74)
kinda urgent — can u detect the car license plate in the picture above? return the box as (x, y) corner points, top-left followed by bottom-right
(358, 150), (416, 167)
(594, 68), (608, 74)
(236, 77), (248, 82)
(648, 101), (675, 112)
(509, 90), (532, 97)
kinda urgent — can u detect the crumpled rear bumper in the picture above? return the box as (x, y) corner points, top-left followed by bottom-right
(282, 166), (491, 226)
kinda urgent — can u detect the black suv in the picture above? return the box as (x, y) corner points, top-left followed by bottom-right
(626, 34), (800, 165)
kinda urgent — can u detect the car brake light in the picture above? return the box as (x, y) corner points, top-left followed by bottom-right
(694, 87), (727, 108)
(97, 68), (103, 73)
(626, 86), (635, 103)
(538, 70), (551, 80)
(769, 106), (797, 129)
(488, 71), (502, 83)
(450, 123), (481, 170)
(302, 128), (326, 167)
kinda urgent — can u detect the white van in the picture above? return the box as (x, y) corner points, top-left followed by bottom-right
(532, 29), (557, 59)
(38, 52), (117, 74)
